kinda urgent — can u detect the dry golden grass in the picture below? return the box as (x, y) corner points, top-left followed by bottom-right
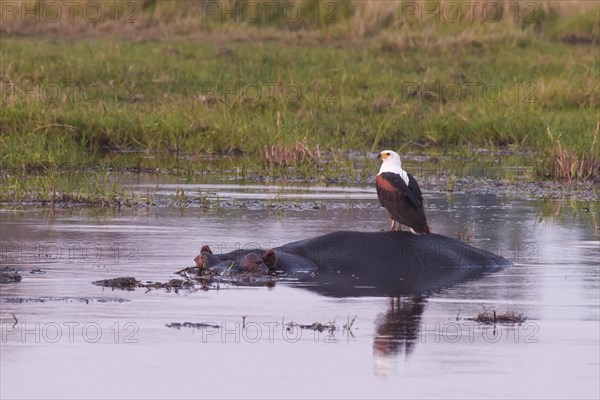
(1, 0), (597, 41)
(351, 0), (400, 36)
(533, 0), (598, 14)
(546, 123), (599, 181)
(262, 141), (322, 166)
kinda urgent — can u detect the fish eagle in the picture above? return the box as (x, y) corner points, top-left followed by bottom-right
(376, 150), (431, 234)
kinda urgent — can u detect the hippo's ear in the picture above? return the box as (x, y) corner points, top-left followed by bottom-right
(201, 245), (213, 255)
(262, 249), (276, 269)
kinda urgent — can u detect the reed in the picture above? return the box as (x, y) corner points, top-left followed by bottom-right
(544, 123), (599, 181)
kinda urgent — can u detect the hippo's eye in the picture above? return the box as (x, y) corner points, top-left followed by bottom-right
(255, 260), (262, 264)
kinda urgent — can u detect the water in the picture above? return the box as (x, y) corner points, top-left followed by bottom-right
(1, 187), (599, 399)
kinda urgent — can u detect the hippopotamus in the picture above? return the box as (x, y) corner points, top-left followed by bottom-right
(194, 245), (277, 275)
(192, 231), (512, 296)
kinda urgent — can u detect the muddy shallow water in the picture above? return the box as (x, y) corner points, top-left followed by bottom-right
(1, 186), (599, 399)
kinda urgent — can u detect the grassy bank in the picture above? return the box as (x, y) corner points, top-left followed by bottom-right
(1, 0), (599, 189)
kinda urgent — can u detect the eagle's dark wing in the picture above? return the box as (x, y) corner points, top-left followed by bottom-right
(376, 173), (429, 233)
(407, 173), (423, 203)
(378, 172), (423, 209)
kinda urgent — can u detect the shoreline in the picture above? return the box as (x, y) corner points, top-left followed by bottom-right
(1, 176), (598, 210)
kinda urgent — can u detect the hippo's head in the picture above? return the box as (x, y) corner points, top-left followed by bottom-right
(239, 249), (277, 274)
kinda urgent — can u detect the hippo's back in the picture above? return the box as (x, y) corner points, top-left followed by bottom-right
(277, 230), (511, 296)
(277, 230), (511, 272)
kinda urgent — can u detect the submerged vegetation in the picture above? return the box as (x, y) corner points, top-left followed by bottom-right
(468, 309), (527, 325)
(0, 0), (599, 205)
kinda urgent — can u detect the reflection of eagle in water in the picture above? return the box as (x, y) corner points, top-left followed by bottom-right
(376, 150), (431, 234)
(373, 297), (427, 377)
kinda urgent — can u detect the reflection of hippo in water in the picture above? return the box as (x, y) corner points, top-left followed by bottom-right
(194, 231), (511, 296)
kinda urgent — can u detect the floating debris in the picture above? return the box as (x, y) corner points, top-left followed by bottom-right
(467, 309), (527, 325)
(286, 321), (338, 333)
(93, 276), (200, 293)
(142, 279), (195, 291)
(95, 264), (290, 294)
(0, 297), (130, 304)
(166, 322), (220, 330)
(1, 267), (22, 273)
(0, 268), (22, 284)
(92, 277), (140, 290)
(30, 269), (47, 274)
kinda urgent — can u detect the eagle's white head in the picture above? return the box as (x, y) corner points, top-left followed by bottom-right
(377, 150), (408, 183)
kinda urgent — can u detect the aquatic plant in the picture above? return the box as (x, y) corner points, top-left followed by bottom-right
(543, 124), (599, 181)
(455, 223), (476, 243)
(468, 308), (527, 325)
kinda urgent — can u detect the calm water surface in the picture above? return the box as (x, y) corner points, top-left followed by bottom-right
(1, 186), (599, 399)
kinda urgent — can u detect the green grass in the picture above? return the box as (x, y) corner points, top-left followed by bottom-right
(0, 0), (598, 189)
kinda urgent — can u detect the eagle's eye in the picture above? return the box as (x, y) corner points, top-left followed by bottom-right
(387, 152), (391, 156)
